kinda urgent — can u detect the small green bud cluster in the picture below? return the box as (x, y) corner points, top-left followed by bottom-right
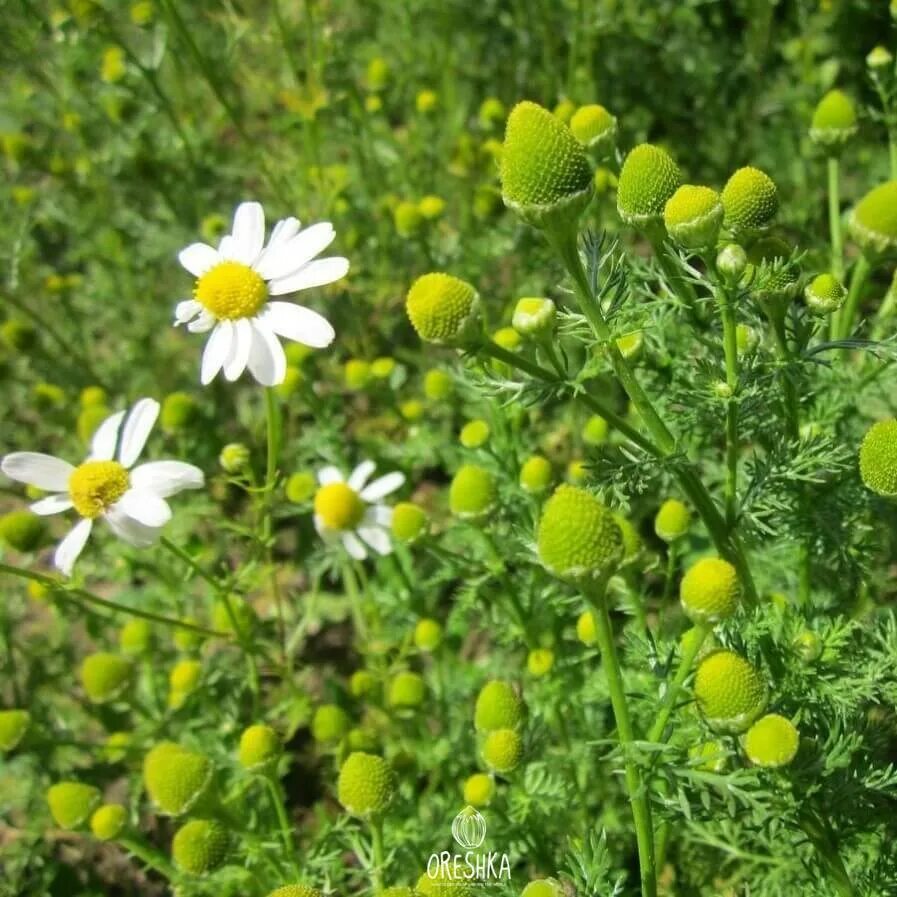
(406, 273), (480, 345)
(694, 649), (767, 734)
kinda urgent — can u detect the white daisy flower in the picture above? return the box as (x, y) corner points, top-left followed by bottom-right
(0, 399), (204, 575)
(174, 200), (349, 387)
(313, 461), (405, 560)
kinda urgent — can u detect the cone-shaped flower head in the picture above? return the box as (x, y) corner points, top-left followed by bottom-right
(848, 181), (897, 258)
(47, 781), (101, 829)
(743, 713), (799, 768)
(500, 101), (594, 230)
(405, 273), (480, 345)
(391, 501), (428, 543)
(576, 610), (597, 645)
(721, 166), (778, 236)
(312, 704), (350, 743)
(680, 557), (740, 624)
(663, 185), (724, 251)
(474, 679), (525, 732)
(238, 724), (282, 771)
(810, 90), (857, 151)
(860, 419), (897, 496)
(481, 728), (522, 773)
(414, 618), (442, 651)
(265, 887), (323, 897)
(569, 104), (617, 156)
(520, 455), (553, 493)
(388, 671), (426, 710)
(654, 499), (691, 542)
(337, 751), (396, 819)
(804, 273), (846, 316)
(80, 652), (133, 703)
(172, 819), (229, 875)
(449, 464), (496, 518)
(143, 741), (213, 815)
(537, 484), (622, 582)
(0, 709), (30, 751)
(616, 144), (682, 229)
(694, 650), (767, 734)
(463, 772), (495, 806)
(0, 510), (45, 552)
(90, 803), (127, 840)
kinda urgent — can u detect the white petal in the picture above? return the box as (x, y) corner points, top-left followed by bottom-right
(201, 322), (234, 385)
(246, 319), (286, 386)
(179, 243), (219, 277)
(230, 201), (265, 264)
(342, 531), (367, 560)
(348, 460), (376, 491)
(54, 518), (93, 575)
(116, 489), (172, 527)
(118, 399), (160, 468)
(224, 318), (253, 381)
(365, 505), (392, 527)
(218, 234), (239, 260)
(268, 257), (349, 296)
(360, 472), (405, 501)
(90, 410), (126, 461)
(30, 494), (73, 516)
(268, 217), (301, 247)
(130, 461), (204, 497)
(174, 299), (202, 325)
(358, 525), (392, 556)
(188, 310), (216, 333)
(105, 506), (160, 548)
(255, 222), (335, 280)
(1, 453), (74, 491)
(317, 466), (343, 485)
(262, 302), (335, 348)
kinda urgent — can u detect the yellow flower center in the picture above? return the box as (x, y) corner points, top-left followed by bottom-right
(314, 482), (365, 531)
(69, 461), (130, 518)
(194, 261), (268, 320)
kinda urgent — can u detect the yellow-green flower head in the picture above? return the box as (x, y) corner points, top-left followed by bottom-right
(694, 650), (767, 734)
(388, 671), (426, 710)
(463, 772), (495, 806)
(449, 464), (496, 518)
(527, 647), (554, 677)
(337, 751), (396, 819)
(400, 399), (425, 422)
(414, 618), (443, 651)
(792, 629), (823, 662)
(743, 713), (799, 768)
(810, 90), (858, 150)
(80, 652), (133, 703)
(350, 670), (378, 698)
(616, 144), (682, 229)
(520, 455), (553, 493)
(536, 484), (623, 582)
(238, 723), (282, 771)
(80, 386), (107, 408)
(119, 619), (152, 655)
(406, 273), (480, 345)
(345, 358), (371, 390)
(90, 803), (127, 840)
(576, 610), (597, 645)
(168, 659), (202, 706)
(101, 45), (126, 82)
(613, 512), (642, 563)
(219, 442), (250, 474)
(312, 704), (351, 743)
(416, 89), (439, 113)
(172, 818), (229, 875)
(460, 419), (490, 448)
(500, 101), (594, 230)
(266, 886), (323, 897)
(521, 880), (564, 897)
(867, 45), (894, 71)
(143, 741), (213, 816)
(424, 369), (453, 400)
(161, 392), (198, 432)
(479, 97), (506, 130)
(680, 557), (740, 625)
(394, 201), (423, 238)
(721, 166), (779, 236)
(286, 471), (317, 504)
(371, 356), (397, 380)
(0, 510), (45, 552)
(365, 57), (390, 91)
(78, 404), (110, 444)
(569, 104), (617, 156)
(130, 1), (154, 25)
(859, 419), (897, 496)
(582, 414), (608, 446)
(654, 498), (691, 542)
(512, 297), (556, 336)
(1, 318), (36, 350)
(0, 709), (30, 751)
(418, 195), (446, 220)
(482, 728), (523, 773)
(804, 273), (846, 316)
(47, 781), (100, 830)
(848, 181), (897, 257)
(663, 185), (724, 251)
(474, 680), (525, 732)
(392, 502), (428, 543)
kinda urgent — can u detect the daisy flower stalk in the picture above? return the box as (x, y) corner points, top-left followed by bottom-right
(174, 200), (348, 387)
(1, 399), (203, 575)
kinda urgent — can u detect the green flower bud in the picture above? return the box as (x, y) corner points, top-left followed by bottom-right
(500, 101), (594, 230)
(77, 405), (110, 444)
(481, 728), (522, 773)
(615, 330), (643, 360)
(416, 90), (438, 114)
(654, 499), (691, 542)
(219, 442), (250, 474)
(792, 630), (823, 662)
(371, 356), (397, 379)
(460, 419), (490, 448)
(406, 273), (480, 345)
(80, 652), (133, 703)
(160, 392), (198, 432)
(143, 741), (213, 816)
(365, 57), (389, 91)
(80, 386), (107, 408)
(172, 818), (229, 875)
(859, 419), (897, 496)
(463, 772), (495, 806)
(285, 471), (317, 503)
(344, 359), (371, 390)
(680, 557), (740, 625)
(576, 610), (597, 645)
(721, 166), (778, 237)
(0, 510), (46, 552)
(526, 647), (554, 677)
(536, 484), (622, 582)
(312, 704), (351, 743)
(47, 781), (101, 829)
(616, 144), (682, 229)
(744, 237), (800, 306)
(521, 880), (564, 897)
(391, 502), (428, 543)
(867, 45), (894, 71)
(0, 709), (30, 751)
(349, 670), (378, 698)
(804, 273), (846, 316)
(448, 464), (496, 518)
(614, 512), (642, 563)
(238, 723), (282, 771)
(418, 196), (445, 221)
(512, 297), (556, 336)
(582, 414), (608, 446)
(809, 90), (857, 151)
(694, 650), (767, 734)
(848, 181), (897, 258)
(519, 455), (552, 493)
(400, 399), (425, 422)
(474, 680), (525, 732)
(168, 659), (202, 708)
(266, 887), (323, 897)
(716, 243), (748, 283)
(119, 619), (152, 655)
(423, 369), (453, 400)
(394, 201), (423, 238)
(388, 671), (426, 710)
(743, 713), (799, 768)
(337, 751), (396, 819)
(569, 104), (617, 156)
(414, 618), (442, 651)
(90, 803), (127, 840)
(663, 185), (724, 251)
(736, 323), (759, 356)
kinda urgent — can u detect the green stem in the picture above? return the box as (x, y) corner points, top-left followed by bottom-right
(837, 255), (872, 339)
(648, 624), (710, 743)
(369, 819), (385, 891)
(342, 560), (367, 643)
(890, 134), (897, 182)
(266, 777), (301, 875)
(586, 579), (656, 897)
(119, 837), (178, 880)
(718, 287), (740, 529)
(264, 388), (288, 669)
(827, 157), (844, 281)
